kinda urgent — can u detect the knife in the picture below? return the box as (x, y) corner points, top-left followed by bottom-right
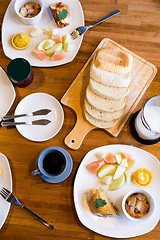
(2, 109), (51, 121)
(1, 119), (51, 127)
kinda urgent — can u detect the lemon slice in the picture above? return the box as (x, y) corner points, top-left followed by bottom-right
(11, 33), (30, 50)
(133, 168), (153, 188)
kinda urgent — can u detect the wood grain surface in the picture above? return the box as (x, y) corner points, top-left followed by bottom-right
(0, 0), (160, 239)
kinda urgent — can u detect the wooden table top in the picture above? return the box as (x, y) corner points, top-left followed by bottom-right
(0, 0), (160, 239)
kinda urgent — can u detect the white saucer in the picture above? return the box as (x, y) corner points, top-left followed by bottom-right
(0, 66), (16, 120)
(14, 93), (64, 141)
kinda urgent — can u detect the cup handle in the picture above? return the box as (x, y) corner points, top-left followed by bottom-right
(32, 169), (40, 175)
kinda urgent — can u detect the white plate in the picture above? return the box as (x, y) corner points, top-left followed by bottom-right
(2, 0), (84, 67)
(0, 66), (16, 120)
(0, 153), (12, 229)
(74, 144), (160, 238)
(14, 93), (64, 141)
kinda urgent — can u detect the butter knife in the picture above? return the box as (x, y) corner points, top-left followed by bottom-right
(2, 109), (51, 121)
(1, 119), (51, 127)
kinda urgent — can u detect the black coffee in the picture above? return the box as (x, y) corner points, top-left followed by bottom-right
(43, 151), (66, 175)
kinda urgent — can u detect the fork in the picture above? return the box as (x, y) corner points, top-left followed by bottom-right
(0, 188), (54, 230)
(70, 10), (120, 40)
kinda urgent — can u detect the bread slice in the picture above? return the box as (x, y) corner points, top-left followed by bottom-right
(90, 60), (131, 87)
(84, 110), (117, 128)
(85, 100), (124, 121)
(86, 86), (126, 112)
(89, 78), (130, 100)
(94, 42), (133, 74)
(87, 187), (118, 217)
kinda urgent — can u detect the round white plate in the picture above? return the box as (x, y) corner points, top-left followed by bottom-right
(0, 153), (12, 229)
(0, 66), (16, 120)
(74, 144), (160, 238)
(14, 93), (64, 141)
(2, 0), (84, 67)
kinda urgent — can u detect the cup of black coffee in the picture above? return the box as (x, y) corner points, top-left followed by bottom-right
(32, 146), (71, 179)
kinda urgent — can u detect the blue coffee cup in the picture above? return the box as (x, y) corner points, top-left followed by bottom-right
(32, 146), (72, 179)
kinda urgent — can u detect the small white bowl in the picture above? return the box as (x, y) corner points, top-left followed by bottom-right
(122, 189), (155, 222)
(14, 0), (44, 25)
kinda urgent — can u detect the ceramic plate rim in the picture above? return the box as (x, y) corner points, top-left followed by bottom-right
(0, 152), (12, 229)
(14, 92), (64, 142)
(74, 144), (160, 238)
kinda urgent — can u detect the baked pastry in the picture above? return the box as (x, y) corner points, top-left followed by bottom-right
(87, 187), (118, 217)
(49, 2), (70, 28)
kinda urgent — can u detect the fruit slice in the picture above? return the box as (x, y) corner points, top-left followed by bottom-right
(113, 166), (126, 180)
(104, 153), (116, 164)
(133, 168), (153, 188)
(50, 51), (66, 61)
(51, 35), (62, 43)
(121, 152), (132, 161)
(37, 39), (55, 51)
(46, 43), (63, 56)
(109, 174), (125, 191)
(0, 167), (2, 176)
(33, 49), (46, 61)
(101, 175), (112, 185)
(30, 25), (44, 38)
(125, 159), (135, 185)
(95, 151), (106, 159)
(114, 153), (122, 164)
(120, 158), (128, 167)
(97, 164), (116, 179)
(86, 159), (104, 174)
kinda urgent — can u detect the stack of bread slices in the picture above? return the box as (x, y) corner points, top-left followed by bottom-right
(84, 42), (133, 128)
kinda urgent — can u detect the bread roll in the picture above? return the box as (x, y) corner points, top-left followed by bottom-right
(89, 78), (130, 100)
(86, 86), (126, 112)
(84, 100), (124, 121)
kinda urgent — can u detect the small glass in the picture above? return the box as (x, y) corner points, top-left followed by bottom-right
(7, 58), (33, 87)
(135, 95), (160, 140)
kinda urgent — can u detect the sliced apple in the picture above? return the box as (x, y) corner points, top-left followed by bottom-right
(95, 151), (106, 159)
(101, 175), (112, 185)
(64, 42), (74, 52)
(109, 174), (125, 191)
(125, 159), (135, 185)
(46, 43), (63, 56)
(97, 164), (116, 179)
(114, 153), (122, 164)
(113, 166), (126, 180)
(120, 158), (128, 167)
(37, 39), (55, 51)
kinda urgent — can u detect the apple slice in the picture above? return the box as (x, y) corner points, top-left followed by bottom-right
(113, 166), (126, 180)
(101, 175), (112, 185)
(120, 158), (128, 167)
(125, 159), (135, 185)
(97, 164), (116, 179)
(114, 153), (122, 164)
(109, 174), (125, 191)
(46, 43), (63, 56)
(95, 151), (106, 159)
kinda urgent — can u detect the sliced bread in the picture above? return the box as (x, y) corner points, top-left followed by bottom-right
(94, 42), (133, 74)
(84, 110), (117, 129)
(90, 60), (131, 87)
(86, 86), (126, 112)
(84, 100), (124, 121)
(89, 78), (130, 99)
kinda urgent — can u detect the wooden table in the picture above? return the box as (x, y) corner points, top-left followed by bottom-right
(0, 0), (160, 239)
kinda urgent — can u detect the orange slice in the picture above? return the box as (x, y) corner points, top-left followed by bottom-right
(133, 168), (153, 188)
(11, 33), (30, 50)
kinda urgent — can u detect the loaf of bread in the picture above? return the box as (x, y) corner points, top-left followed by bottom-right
(84, 41), (133, 129)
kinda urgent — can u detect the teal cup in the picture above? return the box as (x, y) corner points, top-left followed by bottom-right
(7, 58), (33, 87)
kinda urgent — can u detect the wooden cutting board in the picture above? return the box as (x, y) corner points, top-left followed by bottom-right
(61, 38), (157, 150)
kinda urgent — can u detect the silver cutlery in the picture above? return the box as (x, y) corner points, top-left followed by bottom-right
(70, 10), (120, 40)
(0, 188), (54, 230)
(2, 109), (51, 121)
(1, 119), (51, 127)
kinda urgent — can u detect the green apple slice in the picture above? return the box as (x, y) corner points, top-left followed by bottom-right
(125, 159), (135, 185)
(101, 175), (112, 185)
(43, 39), (55, 50)
(108, 174), (125, 191)
(114, 154), (122, 164)
(46, 43), (63, 56)
(120, 158), (128, 167)
(113, 165), (126, 180)
(97, 164), (116, 179)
